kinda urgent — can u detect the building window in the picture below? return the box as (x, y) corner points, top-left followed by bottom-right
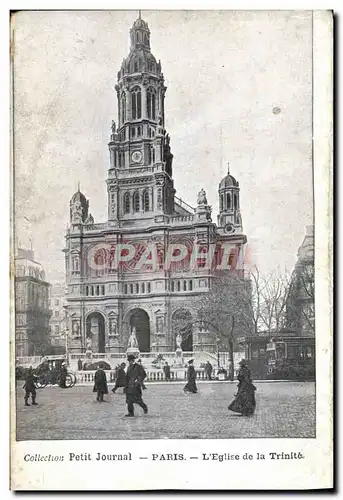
(189, 280), (193, 291)
(55, 299), (60, 306)
(86, 286), (89, 296)
(141, 283), (145, 293)
(121, 92), (126, 123)
(131, 126), (136, 138)
(124, 284), (128, 294)
(136, 283), (139, 294)
(137, 126), (142, 136)
(130, 284), (134, 294)
(147, 282), (151, 293)
(183, 280), (187, 291)
(54, 325), (60, 335)
(131, 86), (142, 120)
(177, 281), (181, 292)
(91, 286), (94, 296)
(226, 192), (231, 209)
(234, 193), (238, 209)
(171, 281), (175, 292)
(152, 148), (155, 163)
(143, 189), (150, 212)
(54, 311), (59, 318)
(147, 59), (154, 72)
(147, 147), (152, 164)
(220, 195), (224, 211)
(147, 87), (156, 120)
(101, 285), (105, 295)
(133, 191), (140, 212)
(124, 192), (130, 214)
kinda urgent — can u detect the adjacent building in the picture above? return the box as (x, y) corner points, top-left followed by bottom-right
(64, 15), (249, 357)
(49, 283), (67, 353)
(285, 225), (315, 336)
(15, 247), (52, 357)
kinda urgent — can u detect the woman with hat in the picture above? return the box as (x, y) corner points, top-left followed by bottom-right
(228, 359), (256, 416)
(112, 362), (127, 394)
(183, 359), (197, 394)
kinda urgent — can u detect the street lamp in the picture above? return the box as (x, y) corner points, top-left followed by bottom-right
(216, 336), (221, 368)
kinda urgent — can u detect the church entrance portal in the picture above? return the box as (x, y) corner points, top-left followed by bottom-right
(86, 312), (105, 353)
(129, 309), (150, 352)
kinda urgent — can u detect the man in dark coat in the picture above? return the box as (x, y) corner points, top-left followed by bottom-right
(183, 359), (197, 393)
(77, 358), (83, 371)
(23, 366), (38, 406)
(124, 354), (148, 417)
(112, 362), (126, 394)
(59, 362), (68, 388)
(163, 361), (171, 381)
(93, 368), (108, 402)
(205, 361), (213, 380)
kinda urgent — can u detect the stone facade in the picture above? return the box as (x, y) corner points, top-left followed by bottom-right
(64, 15), (248, 356)
(15, 248), (51, 357)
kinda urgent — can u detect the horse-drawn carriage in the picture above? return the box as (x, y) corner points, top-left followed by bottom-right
(34, 355), (76, 388)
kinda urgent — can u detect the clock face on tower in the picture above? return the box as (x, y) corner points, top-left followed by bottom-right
(131, 150), (142, 164)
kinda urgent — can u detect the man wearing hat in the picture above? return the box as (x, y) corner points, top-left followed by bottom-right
(59, 362), (68, 388)
(124, 354), (148, 417)
(112, 362), (127, 394)
(183, 359), (197, 394)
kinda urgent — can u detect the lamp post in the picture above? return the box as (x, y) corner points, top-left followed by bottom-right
(216, 336), (220, 368)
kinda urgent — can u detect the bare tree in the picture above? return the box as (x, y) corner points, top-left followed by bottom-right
(259, 268), (292, 333)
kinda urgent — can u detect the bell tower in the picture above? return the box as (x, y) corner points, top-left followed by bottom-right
(107, 14), (174, 225)
(217, 163), (243, 234)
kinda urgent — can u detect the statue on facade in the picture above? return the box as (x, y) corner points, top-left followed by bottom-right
(197, 189), (207, 206)
(176, 333), (183, 351)
(165, 133), (170, 147)
(84, 213), (94, 225)
(128, 327), (139, 349)
(158, 112), (163, 126)
(86, 336), (92, 352)
(111, 120), (116, 134)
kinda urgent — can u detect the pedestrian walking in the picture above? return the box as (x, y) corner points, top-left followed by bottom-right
(59, 362), (68, 388)
(228, 359), (256, 416)
(205, 361), (213, 380)
(183, 359), (197, 393)
(77, 358), (83, 371)
(112, 362), (126, 394)
(137, 359), (147, 390)
(93, 367), (109, 402)
(23, 366), (38, 406)
(163, 361), (171, 381)
(124, 354), (148, 417)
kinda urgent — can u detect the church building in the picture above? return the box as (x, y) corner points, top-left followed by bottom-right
(64, 14), (247, 358)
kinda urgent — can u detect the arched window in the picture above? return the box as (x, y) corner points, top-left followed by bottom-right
(86, 286), (89, 296)
(152, 148), (155, 163)
(147, 147), (152, 164)
(234, 193), (238, 209)
(143, 189), (150, 212)
(101, 285), (105, 295)
(141, 283), (145, 294)
(135, 283), (139, 294)
(130, 284), (134, 294)
(137, 126), (141, 136)
(124, 284), (128, 294)
(96, 285), (99, 296)
(220, 194), (224, 211)
(177, 281), (181, 292)
(226, 192), (232, 209)
(147, 87), (156, 120)
(147, 282), (151, 293)
(124, 192), (130, 214)
(121, 92), (126, 123)
(91, 286), (94, 296)
(133, 191), (140, 212)
(131, 86), (142, 119)
(189, 280), (193, 291)
(131, 127), (135, 138)
(183, 280), (187, 291)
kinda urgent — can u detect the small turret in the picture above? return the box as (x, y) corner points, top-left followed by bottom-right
(217, 163), (242, 233)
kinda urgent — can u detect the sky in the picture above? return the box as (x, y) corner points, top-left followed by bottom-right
(13, 10), (313, 283)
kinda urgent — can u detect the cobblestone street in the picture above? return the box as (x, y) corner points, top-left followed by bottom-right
(16, 381), (315, 440)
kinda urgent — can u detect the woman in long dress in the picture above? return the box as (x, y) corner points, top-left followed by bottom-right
(93, 368), (109, 402)
(228, 359), (256, 416)
(183, 359), (197, 393)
